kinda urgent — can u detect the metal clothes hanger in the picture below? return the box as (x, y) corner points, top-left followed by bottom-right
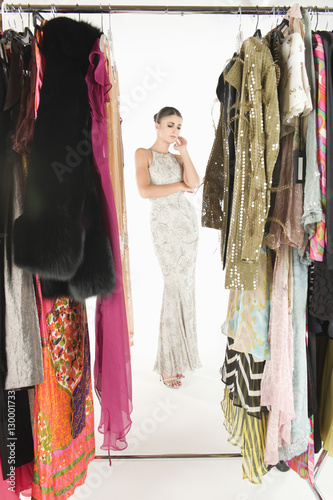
(270, 5), (276, 29)
(253, 5), (262, 39)
(235, 6), (243, 52)
(50, 4), (56, 19)
(76, 3), (81, 22)
(314, 6), (319, 31)
(100, 4), (104, 32)
(1, 4), (32, 47)
(33, 11), (44, 30)
(325, 6), (330, 30)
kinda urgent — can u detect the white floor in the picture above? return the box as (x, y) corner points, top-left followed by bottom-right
(69, 454), (332, 500)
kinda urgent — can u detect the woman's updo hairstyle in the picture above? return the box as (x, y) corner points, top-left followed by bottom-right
(154, 106), (182, 124)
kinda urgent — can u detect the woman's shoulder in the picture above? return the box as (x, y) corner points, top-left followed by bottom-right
(135, 147), (153, 167)
(135, 147), (152, 156)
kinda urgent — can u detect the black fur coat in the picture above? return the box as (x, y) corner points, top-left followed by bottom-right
(13, 17), (116, 301)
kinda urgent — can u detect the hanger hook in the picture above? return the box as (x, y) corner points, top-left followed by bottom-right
(27, 3), (31, 30)
(100, 4), (104, 31)
(108, 4), (112, 37)
(270, 6), (276, 28)
(255, 5), (259, 31)
(51, 4), (56, 18)
(238, 5), (242, 31)
(4, 3), (11, 29)
(11, 4), (17, 30)
(325, 6), (330, 30)
(76, 4), (81, 22)
(314, 6), (319, 30)
(18, 3), (24, 31)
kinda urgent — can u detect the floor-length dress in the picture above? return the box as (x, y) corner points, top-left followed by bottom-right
(149, 149), (201, 375)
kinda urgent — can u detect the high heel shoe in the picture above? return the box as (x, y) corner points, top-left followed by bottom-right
(160, 375), (182, 389)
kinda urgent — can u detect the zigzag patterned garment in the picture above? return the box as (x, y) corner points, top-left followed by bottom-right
(221, 337), (268, 417)
(221, 338), (269, 483)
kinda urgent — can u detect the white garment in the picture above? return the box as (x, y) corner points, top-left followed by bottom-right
(279, 32), (312, 138)
(149, 150), (201, 375)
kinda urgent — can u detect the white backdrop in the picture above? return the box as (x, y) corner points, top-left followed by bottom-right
(2, 4), (333, 456)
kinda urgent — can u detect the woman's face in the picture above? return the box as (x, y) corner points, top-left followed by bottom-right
(155, 114), (183, 144)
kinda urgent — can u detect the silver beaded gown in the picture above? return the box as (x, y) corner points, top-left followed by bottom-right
(149, 149), (201, 375)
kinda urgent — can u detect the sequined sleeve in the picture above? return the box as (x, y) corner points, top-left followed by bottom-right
(241, 60), (280, 263)
(224, 38), (280, 290)
(201, 103), (229, 234)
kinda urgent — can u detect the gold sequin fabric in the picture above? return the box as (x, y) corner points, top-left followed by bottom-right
(201, 102), (230, 264)
(224, 37), (280, 290)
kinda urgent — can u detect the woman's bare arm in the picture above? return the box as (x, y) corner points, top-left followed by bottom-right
(135, 148), (194, 199)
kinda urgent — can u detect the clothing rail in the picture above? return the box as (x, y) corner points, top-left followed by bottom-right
(1, 3), (331, 499)
(1, 3), (332, 15)
(309, 449), (329, 500)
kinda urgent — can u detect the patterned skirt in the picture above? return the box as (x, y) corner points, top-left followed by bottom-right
(32, 283), (95, 500)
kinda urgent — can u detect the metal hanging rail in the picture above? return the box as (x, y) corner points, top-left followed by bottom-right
(1, 4), (331, 15)
(1, 3), (331, 499)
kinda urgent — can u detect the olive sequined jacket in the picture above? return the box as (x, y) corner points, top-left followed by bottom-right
(202, 36), (280, 290)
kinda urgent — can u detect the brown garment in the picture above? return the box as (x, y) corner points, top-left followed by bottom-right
(103, 36), (134, 346)
(12, 37), (37, 156)
(266, 132), (305, 250)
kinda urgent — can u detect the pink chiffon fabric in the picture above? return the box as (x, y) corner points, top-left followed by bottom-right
(85, 38), (133, 451)
(261, 245), (295, 465)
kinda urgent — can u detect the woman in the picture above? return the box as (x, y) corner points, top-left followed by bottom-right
(135, 106), (201, 388)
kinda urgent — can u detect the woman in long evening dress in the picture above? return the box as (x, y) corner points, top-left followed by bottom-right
(135, 107), (201, 388)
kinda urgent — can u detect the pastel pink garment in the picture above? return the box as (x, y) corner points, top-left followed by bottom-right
(85, 39), (133, 451)
(0, 460), (33, 499)
(261, 245), (295, 465)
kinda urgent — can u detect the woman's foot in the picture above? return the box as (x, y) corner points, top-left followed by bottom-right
(176, 374), (185, 380)
(161, 374), (182, 388)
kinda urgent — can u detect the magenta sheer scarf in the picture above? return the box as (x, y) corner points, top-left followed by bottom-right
(85, 38), (132, 451)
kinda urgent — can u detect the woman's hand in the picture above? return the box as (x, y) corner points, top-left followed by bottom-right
(173, 136), (188, 153)
(173, 140), (200, 189)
